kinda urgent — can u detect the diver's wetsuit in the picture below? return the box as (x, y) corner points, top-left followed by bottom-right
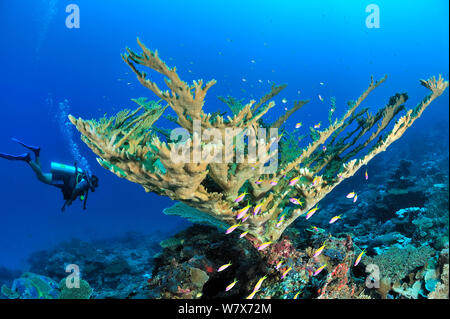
(0, 138), (97, 211)
(52, 166), (90, 211)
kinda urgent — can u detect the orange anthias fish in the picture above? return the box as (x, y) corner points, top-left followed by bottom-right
(329, 215), (342, 224)
(313, 243), (326, 257)
(313, 264), (327, 276)
(295, 122), (302, 129)
(218, 262), (232, 272)
(314, 122), (321, 129)
(354, 249), (366, 267)
(365, 169), (368, 180)
(306, 206), (319, 220)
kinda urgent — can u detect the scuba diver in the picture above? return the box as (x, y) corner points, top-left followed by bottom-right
(0, 138), (98, 212)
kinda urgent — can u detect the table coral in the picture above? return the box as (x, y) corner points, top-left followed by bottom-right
(70, 38), (449, 247)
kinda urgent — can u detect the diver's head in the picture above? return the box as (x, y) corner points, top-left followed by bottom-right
(90, 175), (99, 191)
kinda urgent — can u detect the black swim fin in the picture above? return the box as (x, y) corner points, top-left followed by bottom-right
(11, 138), (40, 158)
(0, 152), (31, 162)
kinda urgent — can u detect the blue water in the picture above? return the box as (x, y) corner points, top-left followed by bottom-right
(0, 0), (448, 270)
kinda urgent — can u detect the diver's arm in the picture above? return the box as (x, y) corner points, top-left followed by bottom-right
(61, 179), (88, 212)
(83, 189), (89, 210)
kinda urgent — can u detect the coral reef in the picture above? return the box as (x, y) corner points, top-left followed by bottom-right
(69, 39), (448, 246)
(58, 278), (93, 299)
(1, 272), (59, 299)
(2, 144), (444, 300)
(25, 232), (164, 298)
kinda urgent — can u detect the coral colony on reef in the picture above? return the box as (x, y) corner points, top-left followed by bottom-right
(70, 39), (448, 247)
(2, 38), (448, 300)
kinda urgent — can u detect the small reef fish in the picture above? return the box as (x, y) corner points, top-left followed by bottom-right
(276, 260), (283, 270)
(258, 241), (273, 251)
(346, 191), (356, 199)
(241, 213), (250, 223)
(253, 275), (267, 292)
(365, 169), (368, 180)
(313, 243), (326, 257)
(353, 194), (358, 202)
(354, 249), (366, 267)
(253, 203), (263, 215)
(329, 215), (342, 224)
(225, 279), (238, 292)
(289, 198), (301, 205)
(246, 289), (259, 299)
(320, 82), (324, 86)
(255, 180), (263, 185)
(313, 264), (327, 276)
(242, 78), (247, 82)
(295, 122), (302, 129)
(322, 145), (327, 151)
(282, 98), (287, 104)
(276, 217), (285, 228)
(234, 192), (247, 203)
(293, 291), (300, 299)
(218, 262), (232, 272)
(289, 177), (300, 186)
(318, 94), (324, 101)
(314, 122), (321, 129)
(236, 204), (251, 219)
(270, 180), (278, 186)
(308, 226), (320, 233)
(225, 222), (241, 234)
(281, 267), (292, 279)
(239, 231), (248, 238)
(306, 206), (319, 220)
(312, 177), (320, 187)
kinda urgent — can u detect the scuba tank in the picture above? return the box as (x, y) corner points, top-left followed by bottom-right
(51, 162), (83, 180)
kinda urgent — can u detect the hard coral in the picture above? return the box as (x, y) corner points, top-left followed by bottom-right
(70, 38), (449, 247)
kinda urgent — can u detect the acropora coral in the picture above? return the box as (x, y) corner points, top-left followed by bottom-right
(69, 38), (449, 248)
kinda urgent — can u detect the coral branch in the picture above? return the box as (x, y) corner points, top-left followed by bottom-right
(70, 39), (448, 248)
